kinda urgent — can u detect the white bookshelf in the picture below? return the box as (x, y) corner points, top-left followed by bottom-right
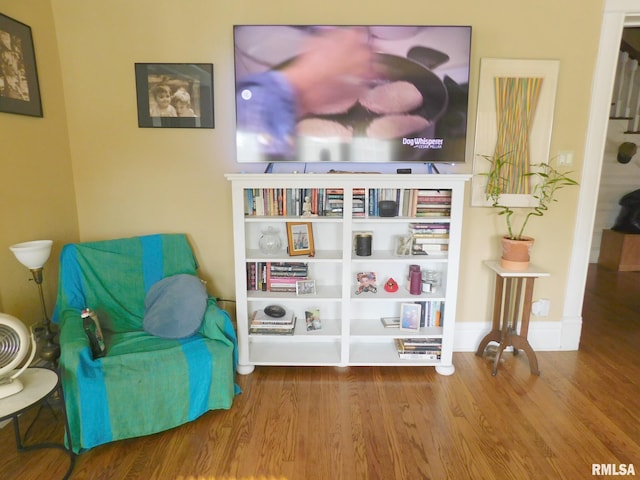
(226, 173), (470, 375)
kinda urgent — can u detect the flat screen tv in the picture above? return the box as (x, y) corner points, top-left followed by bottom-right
(234, 25), (472, 164)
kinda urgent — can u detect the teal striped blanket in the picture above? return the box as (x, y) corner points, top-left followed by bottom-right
(53, 234), (238, 453)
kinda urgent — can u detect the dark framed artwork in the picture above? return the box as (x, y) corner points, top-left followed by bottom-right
(134, 63), (214, 128)
(0, 13), (42, 117)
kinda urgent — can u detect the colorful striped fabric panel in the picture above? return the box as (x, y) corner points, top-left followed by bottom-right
(493, 76), (543, 195)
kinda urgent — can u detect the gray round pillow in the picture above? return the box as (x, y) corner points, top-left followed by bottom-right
(143, 274), (207, 339)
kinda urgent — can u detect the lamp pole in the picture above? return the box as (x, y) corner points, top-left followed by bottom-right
(30, 267), (60, 365)
(9, 240), (60, 365)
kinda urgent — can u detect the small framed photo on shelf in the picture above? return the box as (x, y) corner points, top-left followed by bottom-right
(355, 272), (377, 295)
(394, 234), (413, 257)
(305, 308), (322, 331)
(286, 222), (315, 256)
(400, 302), (422, 332)
(296, 279), (316, 296)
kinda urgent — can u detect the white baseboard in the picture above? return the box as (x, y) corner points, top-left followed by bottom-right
(454, 316), (583, 352)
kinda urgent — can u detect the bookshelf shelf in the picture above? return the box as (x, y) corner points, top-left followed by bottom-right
(227, 173), (470, 375)
(245, 249), (343, 262)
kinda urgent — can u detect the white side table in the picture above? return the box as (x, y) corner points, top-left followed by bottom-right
(0, 367), (75, 479)
(475, 261), (550, 376)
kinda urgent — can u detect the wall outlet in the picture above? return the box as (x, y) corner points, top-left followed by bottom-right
(557, 151), (574, 166)
(531, 298), (550, 317)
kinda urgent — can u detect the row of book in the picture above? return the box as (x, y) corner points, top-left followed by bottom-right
(246, 262), (309, 292)
(399, 189), (451, 217)
(409, 222), (450, 255)
(380, 301), (444, 328)
(249, 309), (297, 335)
(414, 301), (445, 327)
(243, 188), (452, 218)
(244, 188), (344, 217)
(394, 337), (442, 360)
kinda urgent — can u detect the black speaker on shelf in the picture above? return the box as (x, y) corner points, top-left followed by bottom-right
(378, 200), (397, 217)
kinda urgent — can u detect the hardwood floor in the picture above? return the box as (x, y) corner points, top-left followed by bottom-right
(2, 264), (639, 480)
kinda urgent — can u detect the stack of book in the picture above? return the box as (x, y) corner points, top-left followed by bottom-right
(246, 262), (308, 292)
(380, 316), (400, 328)
(394, 337), (442, 360)
(325, 188), (344, 216)
(352, 188), (366, 217)
(249, 309), (297, 335)
(414, 189), (452, 217)
(268, 262), (308, 292)
(409, 222), (450, 255)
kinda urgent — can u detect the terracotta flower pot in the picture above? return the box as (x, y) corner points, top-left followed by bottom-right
(500, 236), (534, 270)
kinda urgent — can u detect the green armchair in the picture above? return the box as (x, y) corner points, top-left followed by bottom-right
(53, 234), (238, 453)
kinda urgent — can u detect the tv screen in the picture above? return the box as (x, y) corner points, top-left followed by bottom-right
(234, 25), (472, 164)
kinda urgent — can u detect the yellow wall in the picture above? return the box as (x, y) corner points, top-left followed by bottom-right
(0, 1), (78, 326)
(2, 0), (603, 332)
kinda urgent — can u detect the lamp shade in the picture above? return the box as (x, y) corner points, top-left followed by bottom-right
(9, 240), (53, 270)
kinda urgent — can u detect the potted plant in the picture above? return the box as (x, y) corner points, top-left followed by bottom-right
(481, 152), (579, 270)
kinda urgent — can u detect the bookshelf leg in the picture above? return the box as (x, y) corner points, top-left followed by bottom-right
(435, 364), (455, 376)
(237, 364), (255, 375)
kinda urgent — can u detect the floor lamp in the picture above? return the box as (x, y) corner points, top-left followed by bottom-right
(9, 240), (60, 365)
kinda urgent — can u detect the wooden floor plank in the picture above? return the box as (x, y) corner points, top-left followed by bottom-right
(1, 264), (639, 479)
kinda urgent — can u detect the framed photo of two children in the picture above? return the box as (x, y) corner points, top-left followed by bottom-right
(135, 63), (214, 129)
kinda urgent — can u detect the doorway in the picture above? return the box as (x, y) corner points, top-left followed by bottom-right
(564, 1), (640, 349)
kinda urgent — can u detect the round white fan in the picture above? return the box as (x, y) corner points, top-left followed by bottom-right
(0, 313), (37, 399)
